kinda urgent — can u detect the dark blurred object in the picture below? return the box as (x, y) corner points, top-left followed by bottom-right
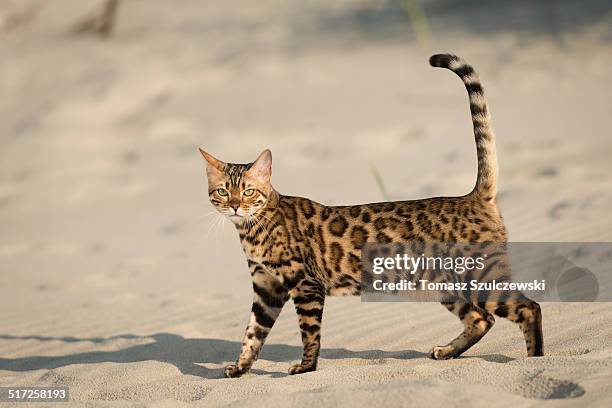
(0, 0), (39, 33)
(288, 0), (612, 50)
(71, 0), (119, 38)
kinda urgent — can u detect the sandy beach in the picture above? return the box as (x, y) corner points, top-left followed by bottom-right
(1, 0), (612, 406)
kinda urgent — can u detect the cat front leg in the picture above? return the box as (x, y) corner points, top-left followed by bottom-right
(289, 281), (325, 375)
(225, 265), (289, 378)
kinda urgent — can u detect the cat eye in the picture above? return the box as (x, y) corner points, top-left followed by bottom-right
(216, 188), (229, 197)
(243, 189), (255, 197)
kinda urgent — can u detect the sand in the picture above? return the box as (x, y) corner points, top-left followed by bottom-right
(1, 0), (612, 406)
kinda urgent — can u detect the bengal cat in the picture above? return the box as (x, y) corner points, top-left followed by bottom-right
(199, 54), (544, 378)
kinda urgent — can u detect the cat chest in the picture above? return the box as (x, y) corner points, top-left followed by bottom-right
(242, 243), (284, 265)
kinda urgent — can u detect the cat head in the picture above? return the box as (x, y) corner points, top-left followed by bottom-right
(199, 148), (273, 224)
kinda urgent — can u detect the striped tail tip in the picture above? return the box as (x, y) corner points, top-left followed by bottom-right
(429, 54), (459, 68)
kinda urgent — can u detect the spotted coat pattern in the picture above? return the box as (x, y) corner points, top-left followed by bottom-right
(217, 54), (543, 378)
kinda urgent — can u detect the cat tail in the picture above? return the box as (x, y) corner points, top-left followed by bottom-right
(429, 54), (498, 202)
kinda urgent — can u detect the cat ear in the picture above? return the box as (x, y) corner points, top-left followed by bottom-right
(248, 149), (272, 181)
(198, 148), (225, 172)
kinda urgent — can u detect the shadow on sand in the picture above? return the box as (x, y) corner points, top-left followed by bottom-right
(0, 333), (430, 379)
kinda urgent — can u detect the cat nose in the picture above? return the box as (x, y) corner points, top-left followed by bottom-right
(229, 203), (240, 212)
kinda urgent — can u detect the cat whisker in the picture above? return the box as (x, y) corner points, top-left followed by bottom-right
(159, 209), (220, 230)
(214, 213), (225, 239)
(250, 211), (274, 235)
(205, 213), (225, 240)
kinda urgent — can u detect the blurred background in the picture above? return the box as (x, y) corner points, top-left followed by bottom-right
(0, 0), (611, 400)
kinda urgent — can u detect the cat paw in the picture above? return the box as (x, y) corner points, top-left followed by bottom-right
(288, 363), (317, 375)
(224, 364), (247, 378)
(428, 346), (454, 360)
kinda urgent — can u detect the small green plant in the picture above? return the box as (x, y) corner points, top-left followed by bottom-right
(370, 164), (391, 201)
(399, 0), (432, 46)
